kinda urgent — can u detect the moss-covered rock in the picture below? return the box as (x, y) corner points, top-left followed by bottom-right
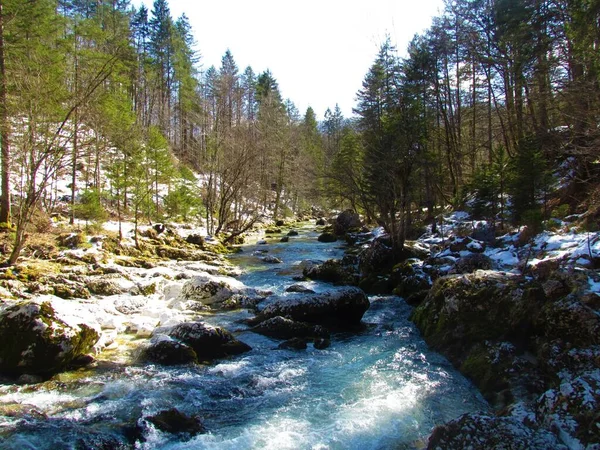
(0, 301), (99, 375)
(317, 232), (337, 243)
(411, 271), (542, 361)
(57, 232), (86, 249)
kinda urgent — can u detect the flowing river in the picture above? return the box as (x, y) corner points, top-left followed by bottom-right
(0, 224), (489, 449)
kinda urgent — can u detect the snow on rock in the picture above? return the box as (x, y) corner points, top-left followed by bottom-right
(0, 300), (100, 375)
(537, 370), (600, 449)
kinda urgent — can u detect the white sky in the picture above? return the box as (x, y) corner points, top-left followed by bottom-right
(134, 0), (444, 120)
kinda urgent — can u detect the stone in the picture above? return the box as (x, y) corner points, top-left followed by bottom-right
(250, 316), (329, 340)
(333, 210), (361, 235)
(139, 335), (198, 365)
(0, 301), (99, 375)
(262, 255), (283, 264)
(303, 259), (357, 285)
(286, 284), (315, 294)
(316, 218), (326, 226)
(147, 408), (206, 436)
(249, 287), (370, 329)
(180, 274), (245, 306)
(287, 230), (299, 236)
(317, 232), (337, 243)
(278, 337), (307, 350)
(167, 321), (251, 360)
(186, 234), (205, 247)
(275, 220), (285, 227)
(86, 278), (123, 296)
(427, 413), (566, 450)
(313, 337), (331, 350)
(280, 236), (289, 243)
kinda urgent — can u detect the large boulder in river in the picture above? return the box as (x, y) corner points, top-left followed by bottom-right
(180, 274), (245, 306)
(250, 316), (329, 340)
(333, 210), (361, 235)
(250, 287), (369, 328)
(168, 321), (250, 360)
(303, 259), (358, 285)
(0, 301), (99, 375)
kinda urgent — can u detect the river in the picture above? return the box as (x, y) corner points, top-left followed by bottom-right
(0, 223), (488, 449)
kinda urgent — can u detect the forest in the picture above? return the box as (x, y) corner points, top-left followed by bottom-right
(0, 0), (599, 264)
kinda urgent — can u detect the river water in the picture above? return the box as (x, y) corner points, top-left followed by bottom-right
(0, 224), (488, 449)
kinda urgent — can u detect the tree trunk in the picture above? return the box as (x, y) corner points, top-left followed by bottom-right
(0, 3), (10, 225)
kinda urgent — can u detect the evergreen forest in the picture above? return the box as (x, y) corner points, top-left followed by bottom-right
(0, 0), (599, 261)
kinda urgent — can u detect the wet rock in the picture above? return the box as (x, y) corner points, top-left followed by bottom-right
(287, 230), (299, 237)
(0, 301), (99, 375)
(168, 321), (251, 360)
(139, 335), (198, 365)
(280, 236), (289, 243)
(265, 227), (282, 234)
(286, 284), (315, 294)
(358, 238), (394, 276)
(275, 220), (285, 227)
(250, 287), (370, 328)
(317, 232), (337, 243)
(313, 337), (331, 350)
(427, 413), (566, 450)
(315, 218), (326, 226)
(333, 210), (361, 235)
(391, 259), (432, 303)
(257, 239), (268, 245)
(278, 337), (308, 350)
(250, 316), (329, 340)
(303, 259), (357, 285)
(262, 255), (283, 264)
(147, 408), (206, 436)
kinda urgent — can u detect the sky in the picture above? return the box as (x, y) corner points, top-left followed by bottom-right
(134, 0), (445, 120)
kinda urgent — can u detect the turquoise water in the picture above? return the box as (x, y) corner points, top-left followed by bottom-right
(0, 225), (488, 449)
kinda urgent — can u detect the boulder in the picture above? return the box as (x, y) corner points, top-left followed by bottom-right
(303, 259), (357, 285)
(287, 230), (299, 237)
(427, 413), (566, 450)
(180, 274), (246, 306)
(250, 316), (329, 340)
(147, 408), (206, 436)
(86, 278), (123, 296)
(278, 338), (307, 350)
(250, 287), (369, 328)
(286, 284), (315, 294)
(411, 271), (542, 365)
(185, 234), (205, 247)
(315, 218), (326, 226)
(139, 335), (198, 365)
(280, 236), (289, 243)
(0, 301), (99, 375)
(391, 259), (432, 303)
(168, 321), (251, 360)
(317, 232), (337, 243)
(275, 220), (285, 227)
(262, 255), (283, 264)
(358, 238), (394, 275)
(333, 210), (361, 235)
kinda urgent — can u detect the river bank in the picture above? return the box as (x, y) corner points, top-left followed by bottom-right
(0, 220), (490, 449)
